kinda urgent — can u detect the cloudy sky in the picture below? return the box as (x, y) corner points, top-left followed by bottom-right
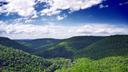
(0, 0), (128, 39)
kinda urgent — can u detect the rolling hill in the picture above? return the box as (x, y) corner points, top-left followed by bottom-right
(0, 45), (52, 72)
(78, 35), (128, 59)
(56, 56), (128, 72)
(33, 35), (128, 59)
(0, 38), (71, 72)
(0, 37), (34, 52)
(0, 35), (128, 71)
(34, 36), (104, 58)
(16, 38), (60, 49)
(1, 35), (128, 60)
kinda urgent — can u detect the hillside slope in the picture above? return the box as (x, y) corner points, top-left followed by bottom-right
(16, 38), (60, 49)
(56, 56), (128, 72)
(0, 45), (52, 72)
(79, 35), (128, 59)
(35, 35), (128, 59)
(35, 36), (104, 58)
(0, 37), (34, 52)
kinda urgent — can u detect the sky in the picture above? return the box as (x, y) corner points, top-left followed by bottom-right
(0, 0), (128, 39)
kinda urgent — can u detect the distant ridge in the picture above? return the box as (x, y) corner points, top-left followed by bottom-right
(16, 38), (60, 49)
(34, 36), (104, 58)
(32, 35), (128, 59)
(1, 35), (128, 59)
(79, 35), (128, 59)
(0, 37), (34, 52)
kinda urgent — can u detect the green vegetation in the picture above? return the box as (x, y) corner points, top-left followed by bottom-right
(0, 45), (52, 72)
(0, 45), (72, 72)
(32, 35), (128, 59)
(56, 56), (128, 72)
(78, 35), (128, 59)
(0, 35), (128, 72)
(0, 37), (34, 52)
(34, 36), (104, 58)
(16, 38), (60, 49)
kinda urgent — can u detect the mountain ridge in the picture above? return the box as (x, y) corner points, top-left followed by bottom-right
(1, 35), (128, 59)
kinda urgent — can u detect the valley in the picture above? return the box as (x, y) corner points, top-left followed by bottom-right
(0, 35), (128, 72)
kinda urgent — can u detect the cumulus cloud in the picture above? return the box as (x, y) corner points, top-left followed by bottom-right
(0, 21), (128, 39)
(0, 0), (103, 18)
(3, 0), (36, 16)
(40, 0), (103, 16)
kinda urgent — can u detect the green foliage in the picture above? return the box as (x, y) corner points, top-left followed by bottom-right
(49, 58), (72, 68)
(0, 37), (34, 52)
(56, 56), (128, 72)
(79, 35), (128, 59)
(46, 58), (72, 72)
(0, 45), (52, 72)
(35, 36), (103, 58)
(33, 35), (128, 59)
(1, 35), (128, 72)
(16, 39), (60, 49)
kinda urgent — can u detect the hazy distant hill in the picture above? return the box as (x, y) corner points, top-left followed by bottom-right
(16, 38), (60, 49)
(0, 37), (34, 52)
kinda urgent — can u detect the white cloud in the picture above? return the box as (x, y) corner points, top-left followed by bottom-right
(0, 0), (103, 18)
(40, 0), (103, 16)
(0, 22), (128, 39)
(1, 0), (36, 16)
(57, 16), (65, 20)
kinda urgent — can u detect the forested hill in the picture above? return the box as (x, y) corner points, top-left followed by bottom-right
(0, 45), (52, 71)
(0, 37), (34, 52)
(16, 38), (60, 49)
(78, 35), (128, 59)
(33, 35), (128, 59)
(56, 56), (128, 72)
(1, 35), (128, 59)
(33, 36), (105, 58)
(0, 35), (128, 72)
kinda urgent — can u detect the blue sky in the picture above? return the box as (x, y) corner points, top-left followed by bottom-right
(0, 0), (128, 39)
